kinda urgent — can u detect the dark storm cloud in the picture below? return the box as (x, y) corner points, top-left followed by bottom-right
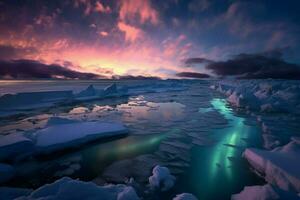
(183, 57), (214, 65)
(112, 75), (160, 80)
(176, 72), (210, 79)
(0, 45), (38, 60)
(0, 59), (102, 79)
(205, 50), (300, 79)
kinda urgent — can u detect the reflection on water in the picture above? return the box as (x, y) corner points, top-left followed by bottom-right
(1, 81), (263, 200)
(118, 97), (185, 123)
(6, 98), (182, 188)
(175, 98), (262, 200)
(209, 98), (247, 180)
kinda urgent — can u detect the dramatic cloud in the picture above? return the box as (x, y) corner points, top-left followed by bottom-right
(0, 60), (102, 79)
(118, 22), (143, 42)
(176, 72), (210, 79)
(205, 51), (300, 79)
(95, 1), (111, 13)
(0, 1), (299, 78)
(0, 45), (38, 60)
(119, 0), (159, 25)
(112, 75), (160, 80)
(183, 57), (214, 66)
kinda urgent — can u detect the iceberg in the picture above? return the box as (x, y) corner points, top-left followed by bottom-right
(76, 84), (98, 97)
(149, 165), (176, 191)
(35, 121), (128, 153)
(0, 133), (34, 161)
(243, 138), (300, 192)
(103, 83), (118, 95)
(0, 177), (140, 200)
(231, 184), (300, 200)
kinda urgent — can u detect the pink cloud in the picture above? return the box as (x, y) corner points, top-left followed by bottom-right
(119, 0), (159, 25)
(117, 22), (143, 42)
(95, 1), (111, 13)
(163, 34), (189, 58)
(99, 31), (108, 37)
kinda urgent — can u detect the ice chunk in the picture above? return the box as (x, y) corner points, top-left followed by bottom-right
(0, 133), (34, 161)
(227, 92), (243, 107)
(231, 184), (300, 200)
(173, 193), (198, 200)
(7, 177), (139, 200)
(0, 163), (15, 183)
(103, 83), (117, 95)
(149, 165), (176, 191)
(35, 121), (128, 153)
(244, 139), (300, 192)
(46, 117), (78, 126)
(117, 186), (139, 200)
(262, 134), (280, 150)
(77, 85), (97, 97)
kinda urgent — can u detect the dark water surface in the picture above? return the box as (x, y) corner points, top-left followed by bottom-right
(0, 80), (264, 199)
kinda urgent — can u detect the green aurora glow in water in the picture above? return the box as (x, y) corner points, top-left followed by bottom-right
(174, 98), (262, 200)
(1, 80), (263, 199)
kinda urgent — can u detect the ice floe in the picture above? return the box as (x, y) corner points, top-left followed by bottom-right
(173, 193), (198, 200)
(35, 121), (128, 153)
(0, 81), (187, 117)
(212, 80), (300, 114)
(244, 138), (300, 192)
(0, 133), (34, 161)
(0, 177), (140, 200)
(149, 165), (176, 191)
(231, 184), (300, 200)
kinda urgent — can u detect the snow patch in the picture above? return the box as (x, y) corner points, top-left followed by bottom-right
(0, 133), (34, 161)
(35, 121), (128, 153)
(0, 177), (140, 200)
(149, 165), (176, 191)
(244, 139), (300, 192)
(173, 193), (198, 200)
(232, 184), (300, 200)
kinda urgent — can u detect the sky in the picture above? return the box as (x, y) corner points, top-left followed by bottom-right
(0, 0), (300, 79)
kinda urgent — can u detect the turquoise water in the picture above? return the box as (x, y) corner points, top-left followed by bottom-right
(169, 98), (263, 200)
(0, 80), (263, 199)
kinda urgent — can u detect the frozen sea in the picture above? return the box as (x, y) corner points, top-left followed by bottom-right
(0, 79), (265, 199)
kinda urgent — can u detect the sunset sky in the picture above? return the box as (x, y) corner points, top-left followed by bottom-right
(0, 0), (300, 79)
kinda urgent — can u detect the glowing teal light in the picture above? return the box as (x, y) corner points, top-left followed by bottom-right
(207, 98), (248, 181)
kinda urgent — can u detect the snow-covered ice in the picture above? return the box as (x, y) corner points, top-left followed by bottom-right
(173, 193), (198, 200)
(0, 177), (140, 200)
(0, 133), (34, 161)
(244, 137), (300, 192)
(231, 184), (300, 200)
(212, 80), (300, 114)
(149, 165), (176, 191)
(35, 121), (128, 153)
